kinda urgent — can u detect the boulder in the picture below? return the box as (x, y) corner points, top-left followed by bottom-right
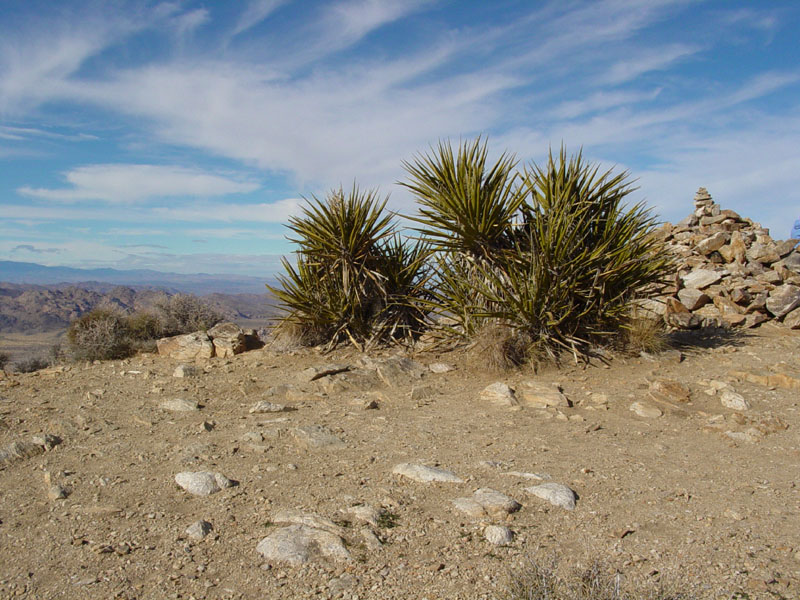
(157, 332), (214, 360)
(208, 322), (248, 358)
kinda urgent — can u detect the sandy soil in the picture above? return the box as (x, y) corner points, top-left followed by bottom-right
(0, 326), (799, 599)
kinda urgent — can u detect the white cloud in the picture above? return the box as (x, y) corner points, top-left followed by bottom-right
(18, 164), (259, 203)
(601, 44), (700, 85)
(232, 0), (290, 36)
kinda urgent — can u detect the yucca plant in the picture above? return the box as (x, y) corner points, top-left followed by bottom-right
(474, 148), (674, 362)
(269, 184), (430, 350)
(401, 138), (526, 336)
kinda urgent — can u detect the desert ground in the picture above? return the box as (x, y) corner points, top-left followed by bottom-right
(1, 325), (798, 600)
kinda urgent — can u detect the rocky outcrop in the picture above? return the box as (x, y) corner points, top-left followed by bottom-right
(650, 188), (800, 329)
(156, 322), (260, 359)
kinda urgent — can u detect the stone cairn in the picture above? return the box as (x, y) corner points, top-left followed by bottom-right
(643, 187), (800, 330)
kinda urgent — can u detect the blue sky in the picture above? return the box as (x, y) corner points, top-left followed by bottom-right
(1, 0), (798, 277)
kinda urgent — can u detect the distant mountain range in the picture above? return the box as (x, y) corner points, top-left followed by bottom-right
(0, 260), (276, 295)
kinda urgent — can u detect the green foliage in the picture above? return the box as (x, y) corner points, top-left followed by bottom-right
(402, 137), (524, 258)
(404, 141), (673, 363)
(269, 185), (430, 350)
(66, 308), (133, 361)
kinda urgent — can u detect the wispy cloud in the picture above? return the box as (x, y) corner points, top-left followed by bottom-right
(601, 44), (700, 85)
(18, 164), (259, 202)
(232, 0), (289, 36)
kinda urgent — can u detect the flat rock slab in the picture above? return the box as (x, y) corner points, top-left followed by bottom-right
(175, 471), (234, 496)
(630, 401), (662, 418)
(429, 363), (455, 373)
(453, 488), (521, 519)
(272, 509), (343, 535)
(392, 463), (463, 483)
(682, 269), (723, 289)
(249, 401), (293, 414)
(292, 425), (345, 450)
(160, 398), (199, 412)
(256, 524), (350, 567)
(766, 285), (800, 318)
(518, 382), (570, 408)
(648, 378), (691, 403)
(525, 482), (577, 510)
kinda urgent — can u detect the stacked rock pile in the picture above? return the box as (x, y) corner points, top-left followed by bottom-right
(647, 187), (800, 330)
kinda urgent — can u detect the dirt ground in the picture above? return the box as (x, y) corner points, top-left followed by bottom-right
(0, 325), (799, 600)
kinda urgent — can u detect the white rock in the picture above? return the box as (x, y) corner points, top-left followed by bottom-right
(392, 463), (463, 483)
(479, 382), (518, 406)
(682, 269), (723, 289)
(452, 497), (486, 518)
(175, 471), (233, 496)
(484, 525), (514, 546)
(160, 398), (199, 412)
(185, 520), (213, 540)
(272, 509), (343, 534)
(249, 401), (291, 414)
(629, 401), (662, 418)
(256, 524), (350, 566)
(343, 505), (382, 527)
(720, 390), (750, 411)
(429, 362), (455, 373)
(472, 488), (521, 517)
(525, 482), (577, 510)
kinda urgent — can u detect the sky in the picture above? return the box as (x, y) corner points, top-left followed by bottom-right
(1, 0), (799, 277)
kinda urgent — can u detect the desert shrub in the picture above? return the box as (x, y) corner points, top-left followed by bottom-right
(403, 140), (673, 364)
(269, 185), (430, 351)
(66, 308), (133, 361)
(125, 310), (165, 341)
(14, 357), (50, 373)
(506, 556), (692, 600)
(0, 351), (9, 370)
(154, 294), (222, 335)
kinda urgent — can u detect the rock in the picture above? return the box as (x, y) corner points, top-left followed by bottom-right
(272, 509), (343, 534)
(429, 363), (454, 373)
(374, 357), (426, 388)
(303, 364), (351, 381)
(0, 440), (46, 465)
(156, 332), (214, 360)
(682, 269), (723, 289)
(343, 505), (382, 528)
(452, 498), (486, 518)
(185, 520), (213, 540)
(747, 243), (780, 265)
(472, 488), (522, 518)
(696, 232), (728, 255)
(208, 322), (248, 358)
(630, 401), (662, 418)
(47, 484), (68, 501)
(292, 425), (345, 450)
(410, 384), (435, 401)
(783, 307), (800, 329)
(479, 382), (518, 407)
(173, 364), (200, 378)
(766, 285), (800, 318)
(174, 471), (234, 496)
(525, 482), (577, 510)
(392, 463), (463, 483)
(160, 398), (199, 412)
(249, 401), (292, 414)
(518, 382), (570, 408)
(256, 524), (350, 566)
(677, 288), (710, 311)
(720, 390), (750, 411)
(648, 378), (691, 403)
(484, 525), (514, 546)
(664, 298), (700, 329)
